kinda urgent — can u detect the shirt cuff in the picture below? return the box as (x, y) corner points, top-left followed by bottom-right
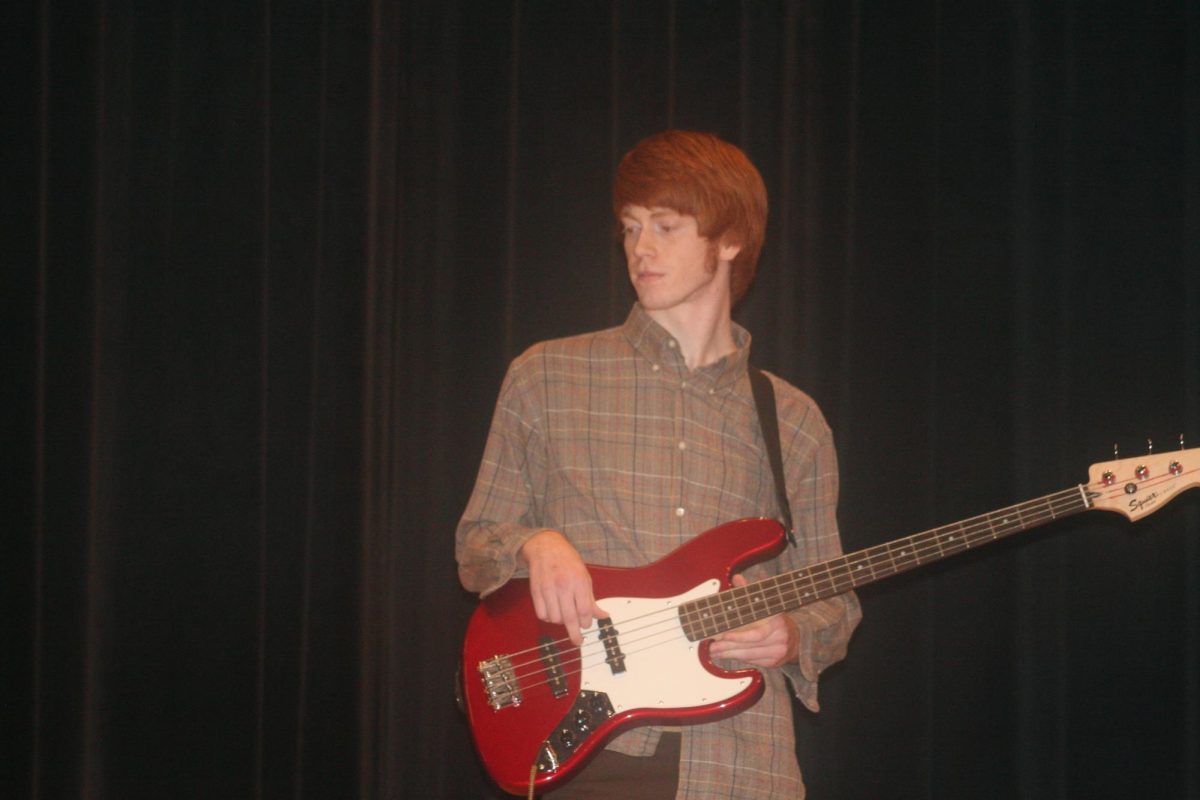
(783, 592), (862, 712)
(457, 522), (551, 597)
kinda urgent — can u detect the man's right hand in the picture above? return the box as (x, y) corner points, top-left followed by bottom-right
(520, 530), (607, 646)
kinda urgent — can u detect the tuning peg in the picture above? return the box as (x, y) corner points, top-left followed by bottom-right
(1113, 442), (1120, 459)
(1181, 433), (1187, 451)
(1148, 438), (1154, 455)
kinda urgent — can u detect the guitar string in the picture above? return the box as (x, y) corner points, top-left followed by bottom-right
(485, 487), (1092, 703)
(492, 488), (1092, 697)
(487, 457), (1194, 684)
(522, 491), (1085, 693)
(494, 487), (1090, 695)
(537, 486), (1085, 669)
(492, 484), (1088, 674)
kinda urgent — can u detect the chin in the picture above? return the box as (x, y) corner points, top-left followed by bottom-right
(637, 295), (675, 312)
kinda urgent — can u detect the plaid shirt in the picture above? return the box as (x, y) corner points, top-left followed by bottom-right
(458, 304), (861, 799)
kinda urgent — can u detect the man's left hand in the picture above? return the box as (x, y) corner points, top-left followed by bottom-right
(706, 574), (801, 668)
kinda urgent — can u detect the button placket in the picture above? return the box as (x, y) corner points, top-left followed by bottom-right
(673, 372), (686, 525)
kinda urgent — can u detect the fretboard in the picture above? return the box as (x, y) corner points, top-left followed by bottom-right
(678, 485), (1096, 642)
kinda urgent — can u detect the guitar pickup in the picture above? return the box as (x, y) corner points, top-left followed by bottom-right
(478, 654), (522, 710)
(597, 617), (626, 674)
(539, 636), (568, 698)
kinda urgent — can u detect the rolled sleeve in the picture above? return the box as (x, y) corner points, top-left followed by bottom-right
(785, 592), (862, 711)
(455, 358), (548, 596)
(774, 382), (862, 711)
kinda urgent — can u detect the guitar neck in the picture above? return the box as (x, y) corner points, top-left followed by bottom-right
(679, 485), (1096, 641)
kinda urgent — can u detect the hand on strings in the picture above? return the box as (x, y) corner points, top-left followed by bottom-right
(707, 573), (801, 668)
(520, 530), (607, 647)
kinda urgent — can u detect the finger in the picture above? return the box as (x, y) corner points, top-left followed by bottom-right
(709, 639), (761, 661)
(530, 589), (548, 623)
(710, 634), (749, 658)
(710, 635), (786, 666)
(715, 618), (771, 642)
(574, 584), (596, 633)
(566, 608), (585, 645)
(557, 583), (590, 646)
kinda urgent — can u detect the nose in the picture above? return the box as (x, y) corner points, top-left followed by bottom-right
(632, 227), (654, 257)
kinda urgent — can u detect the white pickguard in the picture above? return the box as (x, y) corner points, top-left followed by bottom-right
(577, 580), (752, 713)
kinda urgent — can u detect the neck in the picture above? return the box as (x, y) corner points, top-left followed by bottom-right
(646, 296), (737, 370)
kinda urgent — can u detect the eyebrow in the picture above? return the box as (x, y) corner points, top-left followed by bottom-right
(620, 208), (682, 221)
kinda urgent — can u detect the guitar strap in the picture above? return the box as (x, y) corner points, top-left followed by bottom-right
(747, 365), (798, 547)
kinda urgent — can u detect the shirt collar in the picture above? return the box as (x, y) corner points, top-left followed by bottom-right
(621, 303), (752, 391)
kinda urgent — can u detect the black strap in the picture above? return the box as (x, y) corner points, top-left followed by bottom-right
(748, 366), (797, 547)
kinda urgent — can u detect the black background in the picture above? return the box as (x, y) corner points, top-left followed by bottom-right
(7, 1), (1199, 798)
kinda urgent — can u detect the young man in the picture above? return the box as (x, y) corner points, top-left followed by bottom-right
(457, 130), (861, 799)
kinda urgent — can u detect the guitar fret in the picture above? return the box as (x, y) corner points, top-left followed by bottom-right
(892, 540), (916, 570)
(850, 554), (874, 584)
(694, 595), (715, 639)
(884, 540), (900, 575)
(769, 583), (784, 613)
(708, 594), (726, 635)
(940, 523), (967, 557)
(725, 591), (746, 628)
(932, 529), (946, 559)
(826, 556), (851, 596)
(770, 575), (788, 615)
(796, 568), (820, 605)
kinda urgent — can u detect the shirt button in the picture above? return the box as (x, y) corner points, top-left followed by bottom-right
(675, 507), (686, 517)
(667, 340), (677, 349)
(651, 364), (660, 372)
(678, 441), (687, 450)
(680, 381), (688, 389)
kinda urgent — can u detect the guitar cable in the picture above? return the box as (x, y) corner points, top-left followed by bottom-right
(526, 760), (537, 800)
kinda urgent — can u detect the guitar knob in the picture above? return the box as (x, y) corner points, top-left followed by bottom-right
(574, 709), (593, 732)
(558, 728), (576, 747)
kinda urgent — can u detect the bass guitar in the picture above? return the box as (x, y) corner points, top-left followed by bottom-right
(461, 445), (1198, 795)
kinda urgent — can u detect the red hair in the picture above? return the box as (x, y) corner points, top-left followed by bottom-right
(613, 130), (768, 303)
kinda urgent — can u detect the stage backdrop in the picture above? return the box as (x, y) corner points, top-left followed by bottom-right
(8, 1), (1198, 798)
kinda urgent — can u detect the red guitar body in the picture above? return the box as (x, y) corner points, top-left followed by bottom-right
(461, 518), (787, 795)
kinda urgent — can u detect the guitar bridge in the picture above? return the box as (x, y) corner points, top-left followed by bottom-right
(478, 655), (522, 710)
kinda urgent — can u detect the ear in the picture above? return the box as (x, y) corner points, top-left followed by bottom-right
(717, 239), (742, 264)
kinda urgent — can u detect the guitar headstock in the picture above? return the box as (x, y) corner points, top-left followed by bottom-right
(1087, 445), (1200, 521)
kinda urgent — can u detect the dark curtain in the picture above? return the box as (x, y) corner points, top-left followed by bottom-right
(8, 1), (1199, 798)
